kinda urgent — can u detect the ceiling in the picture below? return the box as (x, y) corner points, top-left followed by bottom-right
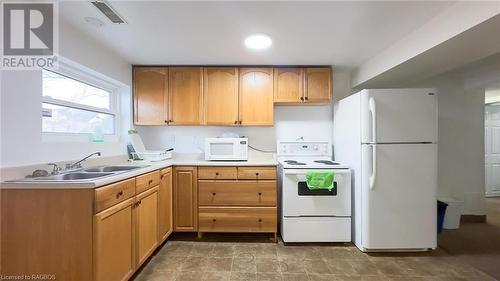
(60, 1), (455, 67)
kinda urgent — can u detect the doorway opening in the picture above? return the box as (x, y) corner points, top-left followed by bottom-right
(485, 86), (500, 197)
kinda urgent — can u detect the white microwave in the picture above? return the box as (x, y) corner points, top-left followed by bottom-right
(205, 137), (248, 161)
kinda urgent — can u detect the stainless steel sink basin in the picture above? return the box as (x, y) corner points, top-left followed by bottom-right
(84, 165), (146, 172)
(32, 172), (114, 181)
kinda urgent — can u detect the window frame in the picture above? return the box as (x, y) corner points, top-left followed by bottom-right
(41, 60), (122, 141)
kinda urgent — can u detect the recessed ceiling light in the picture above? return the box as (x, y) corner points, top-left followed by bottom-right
(84, 16), (105, 27)
(244, 33), (272, 50)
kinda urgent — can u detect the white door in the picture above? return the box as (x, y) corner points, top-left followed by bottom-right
(361, 89), (438, 143)
(485, 105), (500, 197)
(361, 143), (437, 250)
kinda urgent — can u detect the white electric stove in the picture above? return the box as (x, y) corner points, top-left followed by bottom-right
(277, 141), (352, 243)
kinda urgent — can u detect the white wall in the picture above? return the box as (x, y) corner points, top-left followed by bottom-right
(0, 19), (131, 170)
(407, 53), (500, 215)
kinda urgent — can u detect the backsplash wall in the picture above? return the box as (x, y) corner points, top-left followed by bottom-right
(135, 105), (333, 154)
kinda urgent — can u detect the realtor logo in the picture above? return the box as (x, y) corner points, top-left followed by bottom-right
(1, 1), (58, 69)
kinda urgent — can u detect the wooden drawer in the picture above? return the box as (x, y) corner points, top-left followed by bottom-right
(95, 178), (136, 213)
(198, 207), (277, 233)
(198, 167), (237, 179)
(136, 171), (160, 194)
(198, 180), (276, 206)
(237, 167), (276, 180)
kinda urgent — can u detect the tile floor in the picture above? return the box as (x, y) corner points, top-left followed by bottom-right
(133, 239), (496, 281)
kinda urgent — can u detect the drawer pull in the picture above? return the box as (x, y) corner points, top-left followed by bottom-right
(212, 219), (217, 222)
(148, 179), (153, 185)
(255, 172), (259, 176)
(258, 192), (262, 196)
(212, 192), (217, 196)
(116, 191), (123, 199)
(215, 172), (219, 176)
(258, 218), (262, 222)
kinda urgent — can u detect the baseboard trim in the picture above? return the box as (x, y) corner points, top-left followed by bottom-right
(460, 215), (487, 223)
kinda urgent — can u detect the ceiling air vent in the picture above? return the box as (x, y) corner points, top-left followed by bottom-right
(91, 0), (126, 24)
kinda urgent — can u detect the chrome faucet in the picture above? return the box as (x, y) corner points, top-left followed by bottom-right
(47, 163), (62, 175)
(66, 152), (101, 170)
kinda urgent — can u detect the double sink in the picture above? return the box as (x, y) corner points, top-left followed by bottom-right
(15, 165), (149, 182)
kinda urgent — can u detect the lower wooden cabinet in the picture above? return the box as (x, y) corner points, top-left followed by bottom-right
(173, 166), (198, 231)
(199, 207), (277, 233)
(135, 187), (159, 267)
(94, 198), (135, 281)
(158, 167), (173, 242)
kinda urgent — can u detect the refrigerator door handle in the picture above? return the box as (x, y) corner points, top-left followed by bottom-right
(369, 97), (377, 143)
(369, 144), (377, 190)
(369, 97), (377, 190)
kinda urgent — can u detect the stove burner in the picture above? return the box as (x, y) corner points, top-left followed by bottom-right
(284, 160), (307, 165)
(314, 160), (340, 165)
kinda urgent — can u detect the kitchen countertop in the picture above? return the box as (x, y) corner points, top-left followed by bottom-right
(0, 152), (277, 189)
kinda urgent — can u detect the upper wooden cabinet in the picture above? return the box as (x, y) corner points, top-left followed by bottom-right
(168, 67), (203, 125)
(133, 67), (168, 125)
(274, 67), (304, 103)
(203, 67), (239, 125)
(304, 67), (332, 103)
(239, 68), (274, 126)
(133, 65), (333, 126)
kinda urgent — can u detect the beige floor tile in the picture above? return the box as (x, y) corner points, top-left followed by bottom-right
(308, 273), (336, 281)
(282, 273), (310, 281)
(211, 245), (235, 258)
(175, 271), (205, 281)
(203, 271), (231, 281)
(180, 257), (209, 272)
(231, 272), (257, 281)
(256, 258), (280, 272)
(232, 257), (258, 272)
(279, 259), (306, 273)
(189, 244), (214, 257)
(206, 257), (233, 272)
(349, 260), (381, 276)
(303, 259), (332, 274)
(257, 272), (283, 281)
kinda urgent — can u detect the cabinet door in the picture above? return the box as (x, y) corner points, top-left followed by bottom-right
(133, 67), (168, 125)
(168, 67), (203, 125)
(239, 68), (274, 126)
(274, 67), (304, 103)
(203, 67), (239, 125)
(94, 198), (135, 281)
(173, 166), (198, 231)
(135, 187), (159, 267)
(304, 67), (332, 103)
(159, 167), (173, 242)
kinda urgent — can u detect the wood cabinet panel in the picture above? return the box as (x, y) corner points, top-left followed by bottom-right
(199, 180), (277, 206)
(173, 166), (198, 231)
(274, 67), (304, 103)
(198, 207), (277, 233)
(159, 167), (173, 242)
(198, 166), (237, 180)
(239, 68), (274, 126)
(94, 198), (135, 281)
(168, 67), (203, 125)
(304, 67), (332, 103)
(133, 67), (168, 125)
(237, 167), (277, 180)
(1, 189), (94, 281)
(95, 178), (136, 213)
(203, 67), (239, 125)
(136, 171), (160, 194)
(135, 187), (159, 267)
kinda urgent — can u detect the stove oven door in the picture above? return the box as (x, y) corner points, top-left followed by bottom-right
(281, 169), (351, 217)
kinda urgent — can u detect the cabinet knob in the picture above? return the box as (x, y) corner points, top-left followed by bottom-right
(258, 218), (262, 222)
(169, 120), (173, 122)
(212, 219), (217, 222)
(212, 192), (216, 196)
(234, 120), (238, 124)
(255, 172), (259, 176)
(305, 96), (309, 100)
(239, 120), (242, 125)
(258, 192), (262, 196)
(300, 96), (304, 101)
(148, 179), (153, 185)
(215, 172), (219, 176)
(164, 120), (168, 123)
(116, 191), (123, 199)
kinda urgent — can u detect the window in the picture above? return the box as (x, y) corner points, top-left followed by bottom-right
(42, 69), (116, 135)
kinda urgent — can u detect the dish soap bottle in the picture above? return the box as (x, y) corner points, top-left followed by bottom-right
(90, 116), (104, 143)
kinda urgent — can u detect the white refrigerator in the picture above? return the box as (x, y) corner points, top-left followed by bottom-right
(333, 89), (438, 252)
